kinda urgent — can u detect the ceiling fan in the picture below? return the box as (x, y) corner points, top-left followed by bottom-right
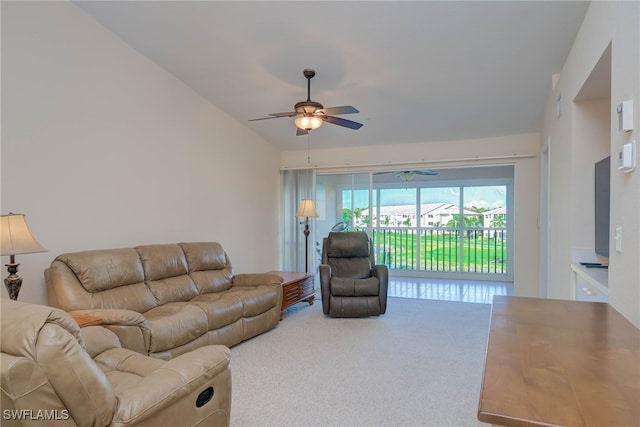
(248, 69), (363, 136)
(374, 170), (439, 181)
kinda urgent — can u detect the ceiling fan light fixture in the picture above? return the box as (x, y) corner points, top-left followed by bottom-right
(295, 115), (323, 131)
(397, 171), (416, 181)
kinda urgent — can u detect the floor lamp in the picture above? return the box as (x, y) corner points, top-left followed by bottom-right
(296, 199), (319, 273)
(1, 213), (47, 300)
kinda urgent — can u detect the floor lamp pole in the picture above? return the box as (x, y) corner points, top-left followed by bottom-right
(303, 219), (310, 273)
(296, 199), (318, 274)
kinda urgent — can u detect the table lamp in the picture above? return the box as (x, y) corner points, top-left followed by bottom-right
(296, 199), (319, 273)
(1, 213), (47, 300)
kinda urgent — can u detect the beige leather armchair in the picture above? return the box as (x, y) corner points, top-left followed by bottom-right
(1, 299), (231, 427)
(319, 231), (389, 317)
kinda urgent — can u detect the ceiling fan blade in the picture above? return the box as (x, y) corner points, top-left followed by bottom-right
(248, 111), (298, 121)
(268, 111), (299, 118)
(320, 106), (359, 115)
(296, 128), (309, 136)
(415, 170), (439, 175)
(322, 115), (363, 130)
(248, 116), (281, 121)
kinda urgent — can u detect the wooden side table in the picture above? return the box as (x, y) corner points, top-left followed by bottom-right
(70, 313), (102, 327)
(268, 271), (315, 320)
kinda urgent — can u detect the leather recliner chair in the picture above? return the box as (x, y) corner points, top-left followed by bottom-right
(319, 231), (389, 317)
(0, 299), (232, 427)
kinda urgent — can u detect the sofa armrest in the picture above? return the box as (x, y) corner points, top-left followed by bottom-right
(110, 345), (231, 426)
(232, 272), (283, 287)
(69, 309), (150, 355)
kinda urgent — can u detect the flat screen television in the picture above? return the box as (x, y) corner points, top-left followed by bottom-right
(594, 156), (610, 258)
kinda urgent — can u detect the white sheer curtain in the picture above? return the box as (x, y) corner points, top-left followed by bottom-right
(281, 169), (316, 273)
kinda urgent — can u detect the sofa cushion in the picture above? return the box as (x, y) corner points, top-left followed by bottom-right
(56, 248), (145, 293)
(136, 244), (200, 304)
(136, 244), (188, 281)
(180, 242), (234, 294)
(143, 303), (208, 352)
(189, 293), (244, 330)
(225, 286), (280, 317)
(189, 270), (233, 294)
(46, 257), (157, 313)
(180, 242), (227, 271)
(147, 275), (199, 305)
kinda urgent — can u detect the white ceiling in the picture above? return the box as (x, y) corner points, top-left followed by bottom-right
(73, 1), (590, 152)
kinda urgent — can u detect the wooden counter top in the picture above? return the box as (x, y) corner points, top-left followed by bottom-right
(478, 296), (640, 427)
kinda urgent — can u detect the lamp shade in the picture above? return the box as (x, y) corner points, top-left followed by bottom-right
(296, 200), (319, 218)
(294, 115), (323, 131)
(1, 214), (46, 256)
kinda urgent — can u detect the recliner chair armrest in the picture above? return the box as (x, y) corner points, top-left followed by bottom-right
(109, 345), (231, 427)
(319, 264), (332, 314)
(232, 272), (283, 287)
(69, 309), (150, 355)
(372, 265), (389, 314)
(372, 264), (388, 283)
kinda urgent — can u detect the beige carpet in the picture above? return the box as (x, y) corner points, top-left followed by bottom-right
(230, 296), (491, 427)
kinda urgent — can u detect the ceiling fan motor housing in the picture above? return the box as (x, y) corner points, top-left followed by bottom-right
(295, 100), (323, 115)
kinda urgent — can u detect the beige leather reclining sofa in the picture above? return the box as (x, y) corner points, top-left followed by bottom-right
(45, 242), (283, 359)
(1, 299), (232, 427)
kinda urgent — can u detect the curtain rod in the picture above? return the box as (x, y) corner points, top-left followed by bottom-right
(280, 153), (537, 171)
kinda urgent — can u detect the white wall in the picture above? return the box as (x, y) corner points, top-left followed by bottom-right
(1, 2), (281, 305)
(541, 1), (640, 327)
(571, 98), (611, 251)
(282, 133), (541, 297)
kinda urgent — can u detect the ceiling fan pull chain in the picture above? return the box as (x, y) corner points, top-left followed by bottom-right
(307, 133), (311, 164)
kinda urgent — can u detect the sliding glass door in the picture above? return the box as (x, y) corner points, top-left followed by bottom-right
(316, 167), (513, 281)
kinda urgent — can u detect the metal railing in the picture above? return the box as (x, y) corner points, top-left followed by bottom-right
(355, 226), (508, 275)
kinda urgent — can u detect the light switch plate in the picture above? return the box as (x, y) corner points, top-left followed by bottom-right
(618, 140), (636, 172)
(618, 100), (634, 132)
(615, 226), (623, 253)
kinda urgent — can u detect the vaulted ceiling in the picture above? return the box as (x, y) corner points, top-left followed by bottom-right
(74, 1), (590, 151)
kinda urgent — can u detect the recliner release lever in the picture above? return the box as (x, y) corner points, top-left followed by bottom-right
(196, 386), (214, 407)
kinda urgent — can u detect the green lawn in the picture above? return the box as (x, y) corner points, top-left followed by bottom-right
(373, 229), (507, 274)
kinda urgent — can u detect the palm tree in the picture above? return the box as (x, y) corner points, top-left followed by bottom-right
(490, 214), (506, 239)
(342, 208), (352, 225)
(490, 214), (506, 228)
